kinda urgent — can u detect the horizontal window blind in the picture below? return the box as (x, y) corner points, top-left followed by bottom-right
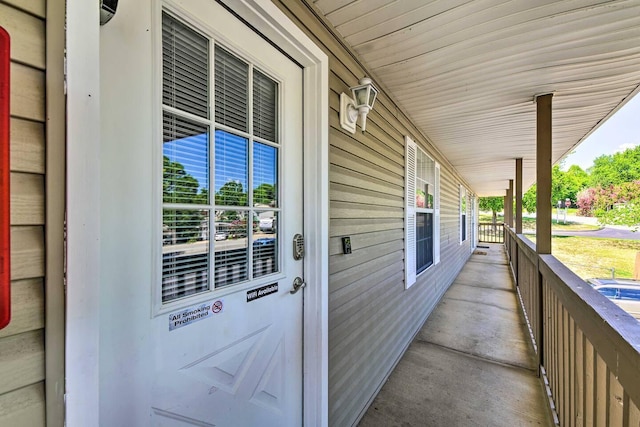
(253, 236), (277, 279)
(214, 248), (249, 287)
(253, 70), (277, 141)
(215, 46), (249, 132)
(214, 130), (248, 206)
(162, 210), (210, 302)
(253, 142), (277, 207)
(161, 11), (282, 300)
(162, 12), (209, 118)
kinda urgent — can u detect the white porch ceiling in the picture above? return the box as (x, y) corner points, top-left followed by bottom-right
(311, 0), (640, 196)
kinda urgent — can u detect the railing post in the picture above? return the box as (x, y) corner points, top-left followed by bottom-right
(537, 270), (544, 377)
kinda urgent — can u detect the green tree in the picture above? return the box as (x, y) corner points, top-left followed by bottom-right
(589, 145), (640, 187)
(551, 166), (567, 206)
(522, 184), (537, 213)
(254, 183), (276, 206)
(163, 156), (208, 243)
(521, 164), (587, 213)
(215, 180), (247, 206)
(479, 196), (503, 224)
(163, 156), (203, 204)
(563, 165), (589, 204)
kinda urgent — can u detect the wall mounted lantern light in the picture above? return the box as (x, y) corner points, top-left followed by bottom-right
(340, 77), (378, 134)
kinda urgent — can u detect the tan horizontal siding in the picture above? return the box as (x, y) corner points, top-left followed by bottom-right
(330, 144), (403, 186)
(11, 172), (44, 225)
(0, 279), (44, 339)
(11, 226), (44, 280)
(329, 228), (401, 255)
(0, 4), (47, 424)
(0, 383), (45, 426)
(0, 330), (45, 395)
(274, 1), (474, 425)
(10, 118), (45, 174)
(330, 217), (403, 237)
(330, 126), (404, 173)
(330, 182), (403, 208)
(329, 250), (404, 293)
(0, 2), (45, 69)
(329, 268), (404, 328)
(0, 0), (45, 18)
(331, 164), (403, 198)
(330, 200), (403, 220)
(10, 63), (45, 121)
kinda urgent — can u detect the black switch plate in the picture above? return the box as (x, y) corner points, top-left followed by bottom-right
(342, 236), (352, 254)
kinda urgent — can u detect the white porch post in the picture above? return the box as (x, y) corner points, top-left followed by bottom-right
(66, 0), (102, 425)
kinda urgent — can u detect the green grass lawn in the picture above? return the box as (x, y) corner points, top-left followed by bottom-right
(525, 235), (640, 279)
(522, 217), (599, 231)
(478, 213), (599, 232)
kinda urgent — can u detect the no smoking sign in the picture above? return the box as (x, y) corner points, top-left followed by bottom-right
(211, 300), (223, 314)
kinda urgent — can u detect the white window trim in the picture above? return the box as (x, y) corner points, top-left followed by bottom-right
(405, 136), (440, 289)
(434, 164), (441, 265)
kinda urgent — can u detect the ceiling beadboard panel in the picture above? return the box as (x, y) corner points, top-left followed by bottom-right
(312, 0), (640, 195)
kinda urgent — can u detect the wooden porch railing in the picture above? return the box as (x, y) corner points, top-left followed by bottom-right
(478, 222), (504, 243)
(505, 227), (640, 426)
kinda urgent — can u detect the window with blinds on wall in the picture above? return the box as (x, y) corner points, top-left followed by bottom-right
(161, 12), (280, 303)
(416, 149), (435, 273)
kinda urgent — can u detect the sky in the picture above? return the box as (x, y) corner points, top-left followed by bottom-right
(561, 93), (640, 171)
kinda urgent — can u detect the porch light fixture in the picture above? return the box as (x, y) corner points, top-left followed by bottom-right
(340, 77), (378, 134)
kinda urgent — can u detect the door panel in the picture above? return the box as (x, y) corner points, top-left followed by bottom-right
(99, 1), (303, 425)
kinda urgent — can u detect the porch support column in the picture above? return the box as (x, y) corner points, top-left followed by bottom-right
(536, 94), (553, 254)
(516, 158), (523, 234)
(503, 194), (508, 226)
(507, 179), (514, 228)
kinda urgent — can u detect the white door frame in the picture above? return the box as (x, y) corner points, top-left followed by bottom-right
(65, 1), (329, 425)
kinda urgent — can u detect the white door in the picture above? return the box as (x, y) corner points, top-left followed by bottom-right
(99, 1), (303, 425)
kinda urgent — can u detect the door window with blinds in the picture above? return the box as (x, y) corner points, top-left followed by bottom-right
(161, 12), (280, 303)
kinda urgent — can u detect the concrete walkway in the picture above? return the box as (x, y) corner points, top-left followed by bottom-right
(359, 244), (553, 427)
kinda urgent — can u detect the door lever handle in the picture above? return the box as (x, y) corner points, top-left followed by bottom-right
(290, 277), (306, 294)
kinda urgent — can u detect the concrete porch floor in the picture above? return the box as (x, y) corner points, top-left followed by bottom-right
(359, 244), (554, 427)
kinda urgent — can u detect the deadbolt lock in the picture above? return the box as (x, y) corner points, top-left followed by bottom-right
(293, 233), (305, 260)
